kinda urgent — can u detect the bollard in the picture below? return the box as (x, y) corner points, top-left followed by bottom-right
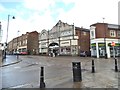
(72, 62), (82, 82)
(17, 54), (19, 60)
(114, 58), (118, 72)
(91, 60), (95, 73)
(40, 67), (46, 88)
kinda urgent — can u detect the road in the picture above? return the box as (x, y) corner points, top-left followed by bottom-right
(1, 55), (119, 88)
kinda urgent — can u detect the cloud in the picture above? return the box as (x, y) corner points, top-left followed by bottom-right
(0, 0), (119, 43)
(0, 4), (6, 12)
(23, 0), (55, 11)
(57, 0), (119, 28)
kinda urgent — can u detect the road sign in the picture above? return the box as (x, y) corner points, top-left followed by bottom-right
(111, 42), (115, 46)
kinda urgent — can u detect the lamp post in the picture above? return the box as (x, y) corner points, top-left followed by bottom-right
(3, 15), (15, 59)
(47, 30), (49, 55)
(103, 18), (107, 59)
(17, 30), (20, 60)
(58, 21), (61, 55)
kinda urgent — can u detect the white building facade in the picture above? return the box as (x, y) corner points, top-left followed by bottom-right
(39, 20), (79, 56)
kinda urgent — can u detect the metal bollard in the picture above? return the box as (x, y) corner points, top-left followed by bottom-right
(17, 54), (19, 60)
(72, 62), (82, 82)
(114, 58), (118, 72)
(91, 60), (95, 73)
(40, 67), (46, 88)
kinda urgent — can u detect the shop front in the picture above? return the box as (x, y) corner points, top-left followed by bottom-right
(91, 41), (120, 58)
(108, 43), (120, 57)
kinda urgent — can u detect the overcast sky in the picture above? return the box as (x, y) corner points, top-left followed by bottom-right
(0, 0), (119, 43)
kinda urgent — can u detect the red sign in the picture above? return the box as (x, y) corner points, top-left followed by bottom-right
(111, 42), (115, 46)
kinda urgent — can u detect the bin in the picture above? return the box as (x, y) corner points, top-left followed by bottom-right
(72, 62), (82, 82)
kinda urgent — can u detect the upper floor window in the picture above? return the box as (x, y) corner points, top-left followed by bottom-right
(91, 31), (95, 38)
(110, 30), (116, 37)
(83, 32), (87, 35)
(90, 26), (96, 39)
(26, 40), (27, 44)
(117, 31), (120, 37)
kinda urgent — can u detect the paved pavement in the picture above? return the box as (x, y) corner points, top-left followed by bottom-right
(1, 55), (120, 89)
(0, 55), (22, 67)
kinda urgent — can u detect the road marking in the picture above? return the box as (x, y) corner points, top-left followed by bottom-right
(10, 83), (33, 88)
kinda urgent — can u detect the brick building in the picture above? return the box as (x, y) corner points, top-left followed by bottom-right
(39, 20), (90, 56)
(75, 27), (90, 55)
(7, 31), (39, 55)
(90, 23), (120, 58)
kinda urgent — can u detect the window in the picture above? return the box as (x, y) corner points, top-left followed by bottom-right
(110, 30), (116, 37)
(76, 32), (78, 35)
(91, 31), (95, 38)
(83, 32), (86, 35)
(117, 31), (120, 37)
(26, 40), (27, 44)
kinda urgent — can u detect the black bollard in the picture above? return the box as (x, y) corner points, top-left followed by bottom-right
(92, 60), (95, 73)
(40, 67), (46, 88)
(72, 62), (82, 82)
(114, 58), (118, 72)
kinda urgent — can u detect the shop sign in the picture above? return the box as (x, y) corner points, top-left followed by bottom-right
(91, 43), (96, 46)
(108, 43), (120, 46)
(111, 42), (115, 46)
(98, 43), (105, 46)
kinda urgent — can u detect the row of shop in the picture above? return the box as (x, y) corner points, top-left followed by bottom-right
(91, 38), (120, 58)
(39, 39), (79, 56)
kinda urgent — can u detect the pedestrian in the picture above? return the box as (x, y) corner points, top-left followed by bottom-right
(53, 49), (56, 57)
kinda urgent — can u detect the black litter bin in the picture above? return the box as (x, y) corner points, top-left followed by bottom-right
(72, 62), (82, 82)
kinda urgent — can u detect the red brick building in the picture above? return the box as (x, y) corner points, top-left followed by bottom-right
(90, 23), (120, 58)
(7, 31), (39, 55)
(75, 27), (90, 55)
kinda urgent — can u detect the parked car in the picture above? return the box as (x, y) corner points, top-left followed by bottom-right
(80, 51), (91, 57)
(13, 51), (20, 55)
(20, 52), (28, 55)
(80, 51), (86, 57)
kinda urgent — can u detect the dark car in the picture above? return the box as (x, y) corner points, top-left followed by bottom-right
(80, 51), (91, 57)
(80, 51), (87, 57)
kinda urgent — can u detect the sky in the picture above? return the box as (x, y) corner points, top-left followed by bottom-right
(0, 0), (119, 43)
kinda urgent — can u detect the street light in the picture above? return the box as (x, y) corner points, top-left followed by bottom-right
(17, 30), (20, 60)
(103, 18), (107, 59)
(3, 15), (15, 59)
(58, 20), (61, 55)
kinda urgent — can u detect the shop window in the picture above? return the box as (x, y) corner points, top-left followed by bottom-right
(66, 48), (71, 52)
(61, 48), (63, 52)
